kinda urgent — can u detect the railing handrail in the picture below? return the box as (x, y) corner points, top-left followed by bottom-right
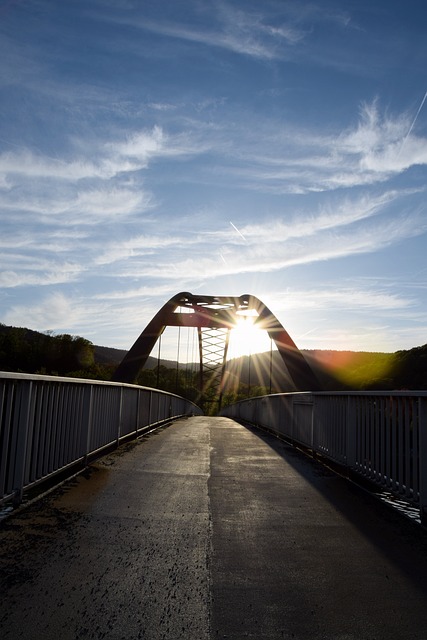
(227, 389), (427, 403)
(220, 390), (427, 524)
(0, 372), (202, 508)
(0, 370), (196, 398)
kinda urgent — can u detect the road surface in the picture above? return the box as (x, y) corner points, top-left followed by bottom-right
(1, 416), (427, 639)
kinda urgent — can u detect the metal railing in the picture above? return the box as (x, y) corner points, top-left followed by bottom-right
(219, 391), (427, 523)
(0, 372), (202, 506)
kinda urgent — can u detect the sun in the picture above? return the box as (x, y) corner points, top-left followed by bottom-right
(227, 315), (272, 359)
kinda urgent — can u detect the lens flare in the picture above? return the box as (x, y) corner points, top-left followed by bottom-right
(228, 315), (272, 359)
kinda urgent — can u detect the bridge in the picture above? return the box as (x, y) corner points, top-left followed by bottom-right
(111, 292), (321, 409)
(1, 293), (427, 638)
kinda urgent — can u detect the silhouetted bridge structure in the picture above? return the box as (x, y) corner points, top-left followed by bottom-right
(1, 292), (427, 638)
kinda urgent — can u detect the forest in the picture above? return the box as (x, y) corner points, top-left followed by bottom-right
(1, 323), (426, 412)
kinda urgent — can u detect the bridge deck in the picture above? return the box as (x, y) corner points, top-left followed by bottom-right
(1, 416), (427, 639)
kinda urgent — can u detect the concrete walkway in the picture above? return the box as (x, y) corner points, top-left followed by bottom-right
(1, 416), (427, 639)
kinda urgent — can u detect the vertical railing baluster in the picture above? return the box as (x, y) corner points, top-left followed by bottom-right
(117, 385), (123, 444)
(412, 398), (419, 504)
(418, 398), (427, 524)
(12, 381), (33, 506)
(404, 398), (411, 498)
(391, 396), (397, 492)
(385, 396), (390, 486)
(346, 395), (357, 469)
(397, 397), (404, 495)
(83, 384), (94, 463)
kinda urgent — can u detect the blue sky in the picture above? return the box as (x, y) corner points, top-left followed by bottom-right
(1, 0), (427, 358)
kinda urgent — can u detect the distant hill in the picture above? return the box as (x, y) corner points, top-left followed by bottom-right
(93, 344), (127, 366)
(93, 342), (427, 391)
(304, 347), (427, 390)
(93, 344), (182, 370)
(203, 346), (427, 391)
(0, 324), (179, 374)
(1, 323), (426, 390)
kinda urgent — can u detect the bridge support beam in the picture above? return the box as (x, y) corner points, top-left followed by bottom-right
(112, 292), (320, 394)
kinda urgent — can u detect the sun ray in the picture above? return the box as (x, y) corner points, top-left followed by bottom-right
(227, 315), (272, 359)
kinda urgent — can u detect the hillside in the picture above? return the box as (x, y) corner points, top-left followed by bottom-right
(1, 323), (426, 390)
(237, 346), (427, 391)
(0, 324), (179, 376)
(304, 347), (427, 390)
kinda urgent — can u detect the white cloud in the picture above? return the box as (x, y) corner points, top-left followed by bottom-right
(324, 101), (427, 184)
(361, 137), (427, 173)
(123, 202), (426, 283)
(0, 185), (153, 225)
(232, 191), (399, 244)
(2, 292), (83, 329)
(338, 100), (427, 175)
(340, 100), (404, 153)
(1, 100), (424, 216)
(0, 174), (11, 190)
(4, 292), (174, 349)
(93, 233), (200, 266)
(0, 150), (106, 181)
(113, 5), (306, 61)
(207, 100), (427, 193)
(0, 126), (202, 188)
(0, 261), (84, 288)
(94, 283), (181, 301)
(70, 187), (152, 220)
(257, 285), (423, 352)
(272, 287), (413, 313)
(293, 323), (427, 352)
(113, 125), (165, 160)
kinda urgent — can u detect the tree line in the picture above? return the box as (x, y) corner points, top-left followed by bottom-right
(0, 325), (273, 413)
(1, 324), (426, 413)
(0, 326), (97, 377)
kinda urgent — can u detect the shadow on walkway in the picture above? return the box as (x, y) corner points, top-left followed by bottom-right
(240, 420), (427, 593)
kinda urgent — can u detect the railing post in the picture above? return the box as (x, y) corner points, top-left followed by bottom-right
(419, 397), (427, 525)
(346, 395), (357, 470)
(290, 396), (295, 441)
(83, 385), (94, 463)
(117, 386), (124, 444)
(311, 395), (315, 450)
(149, 390), (153, 426)
(136, 389), (141, 435)
(12, 381), (33, 506)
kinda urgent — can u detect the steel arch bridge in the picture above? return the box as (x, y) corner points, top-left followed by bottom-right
(113, 293), (320, 402)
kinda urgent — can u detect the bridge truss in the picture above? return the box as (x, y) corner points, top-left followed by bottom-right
(113, 292), (320, 407)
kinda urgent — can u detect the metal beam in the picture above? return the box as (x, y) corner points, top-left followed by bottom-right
(112, 292), (321, 392)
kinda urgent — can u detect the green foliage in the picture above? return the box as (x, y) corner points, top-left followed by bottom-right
(321, 351), (395, 390)
(307, 346), (427, 391)
(136, 364), (201, 404)
(220, 383), (274, 410)
(391, 345), (427, 390)
(0, 325), (95, 377)
(1, 323), (427, 411)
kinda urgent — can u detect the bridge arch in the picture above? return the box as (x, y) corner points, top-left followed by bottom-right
(112, 292), (320, 394)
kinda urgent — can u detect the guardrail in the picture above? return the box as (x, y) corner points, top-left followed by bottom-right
(0, 372), (202, 507)
(220, 391), (427, 524)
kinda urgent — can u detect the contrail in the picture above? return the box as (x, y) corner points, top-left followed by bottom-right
(230, 221), (247, 241)
(297, 328), (318, 339)
(399, 89), (427, 154)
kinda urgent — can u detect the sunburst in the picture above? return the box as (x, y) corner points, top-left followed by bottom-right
(227, 314), (272, 359)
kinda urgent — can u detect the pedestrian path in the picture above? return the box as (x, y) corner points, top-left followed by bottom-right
(1, 417), (427, 639)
